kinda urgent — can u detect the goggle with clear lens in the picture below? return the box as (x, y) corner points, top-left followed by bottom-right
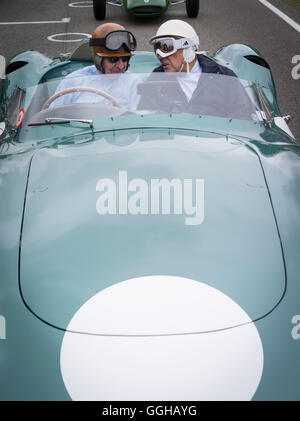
(150, 37), (197, 58)
(90, 30), (137, 52)
(107, 56), (130, 63)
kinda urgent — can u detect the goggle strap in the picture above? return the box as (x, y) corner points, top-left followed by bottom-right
(89, 38), (105, 47)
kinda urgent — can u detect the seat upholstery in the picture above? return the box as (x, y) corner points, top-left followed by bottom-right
(70, 40), (93, 61)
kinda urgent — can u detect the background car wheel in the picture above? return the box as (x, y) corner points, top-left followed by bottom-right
(186, 0), (199, 18)
(93, 0), (106, 19)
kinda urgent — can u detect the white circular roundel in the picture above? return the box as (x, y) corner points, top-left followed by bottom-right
(47, 33), (91, 43)
(60, 276), (264, 401)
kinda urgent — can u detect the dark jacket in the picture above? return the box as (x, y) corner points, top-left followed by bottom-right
(138, 54), (255, 119)
(153, 54), (236, 77)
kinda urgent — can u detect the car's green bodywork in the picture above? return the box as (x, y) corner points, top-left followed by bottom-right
(0, 45), (300, 400)
(125, 0), (169, 17)
(92, 0), (199, 20)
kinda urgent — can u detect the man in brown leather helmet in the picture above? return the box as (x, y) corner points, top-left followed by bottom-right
(90, 22), (136, 74)
(50, 23), (139, 109)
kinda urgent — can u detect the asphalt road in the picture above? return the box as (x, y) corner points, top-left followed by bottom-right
(0, 0), (299, 139)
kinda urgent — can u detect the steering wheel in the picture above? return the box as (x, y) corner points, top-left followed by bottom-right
(42, 86), (122, 110)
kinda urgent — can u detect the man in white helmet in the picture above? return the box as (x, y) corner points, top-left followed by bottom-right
(138, 20), (254, 119)
(149, 19), (235, 76)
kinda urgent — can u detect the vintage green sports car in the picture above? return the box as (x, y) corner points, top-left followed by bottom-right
(0, 41), (300, 401)
(93, 0), (199, 20)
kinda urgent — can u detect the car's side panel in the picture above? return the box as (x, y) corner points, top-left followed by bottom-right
(0, 150), (70, 400)
(214, 44), (280, 116)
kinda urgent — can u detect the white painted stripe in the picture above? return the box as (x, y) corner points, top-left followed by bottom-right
(69, 1), (92, 7)
(259, 0), (300, 33)
(0, 18), (70, 25)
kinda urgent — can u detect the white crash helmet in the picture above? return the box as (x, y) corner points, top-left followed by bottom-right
(150, 19), (199, 42)
(149, 20), (200, 64)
